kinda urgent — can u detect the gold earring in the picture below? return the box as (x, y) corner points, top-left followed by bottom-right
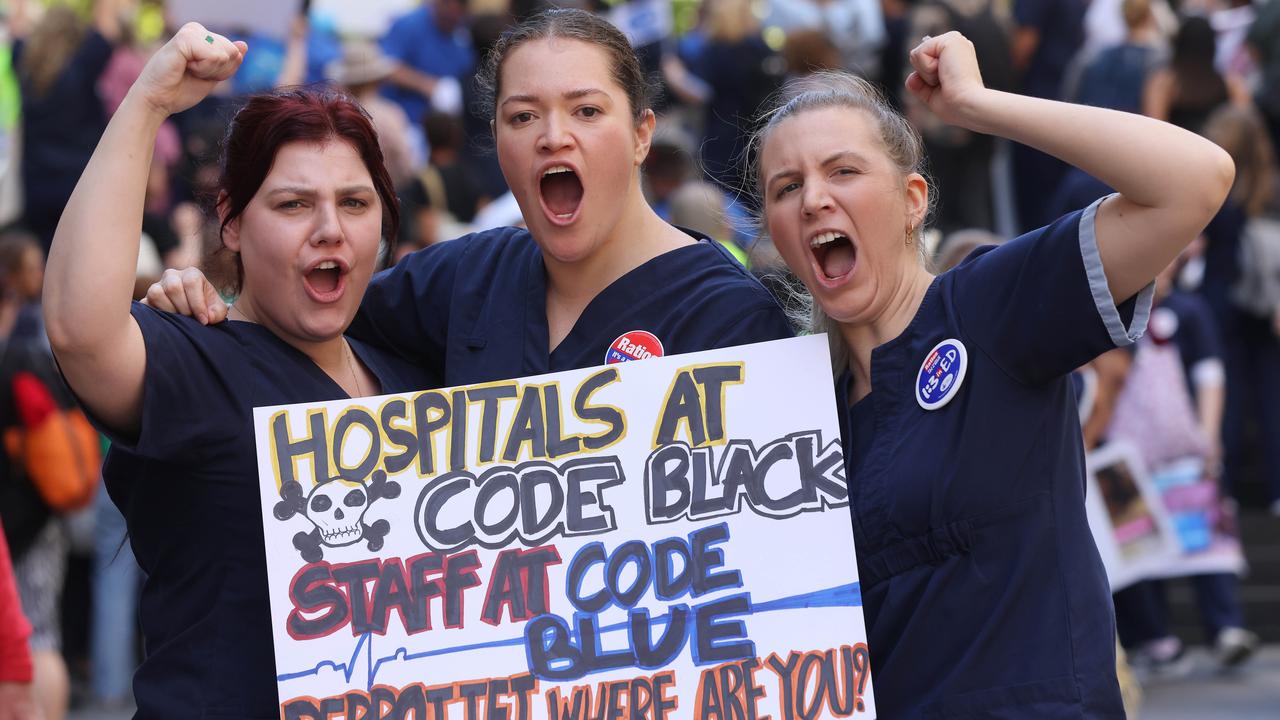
(905, 226), (914, 246)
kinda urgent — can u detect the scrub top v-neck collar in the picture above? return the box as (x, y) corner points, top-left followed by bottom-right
(838, 275), (943, 552)
(351, 225), (794, 388)
(526, 241), (711, 372)
(225, 319), (396, 400)
(842, 274), (943, 405)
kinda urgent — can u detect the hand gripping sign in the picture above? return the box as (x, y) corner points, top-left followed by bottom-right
(254, 335), (876, 719)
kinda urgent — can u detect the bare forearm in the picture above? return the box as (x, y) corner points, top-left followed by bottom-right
(1083, 350), (1131, 448)
(1197, 382), (1225, 446)
(388, 64), (435, 97)
(660, 55), (709, 105)
(8, 0), (31, 39)
(45, 93), (163, 352)
(278, 20), (308, 87)
(960, 90), (1233, 299)
(93, 0), (126, 42)
(963, 91), (1229, 213)
(45, 23), (243, 435)
(908, 32), (1232, 305)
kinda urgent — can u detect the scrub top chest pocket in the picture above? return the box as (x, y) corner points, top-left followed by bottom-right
(854, 328), (1086, 558)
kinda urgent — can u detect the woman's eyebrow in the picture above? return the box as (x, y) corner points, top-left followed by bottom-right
(822, 150), (871, 167)
(563, 87), (607, 101)
(765, 167), (799, 188)
(265, 185), (376, 196)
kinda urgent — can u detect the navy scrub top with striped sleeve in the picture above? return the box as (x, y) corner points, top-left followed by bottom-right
(840, 197), (1149, 718)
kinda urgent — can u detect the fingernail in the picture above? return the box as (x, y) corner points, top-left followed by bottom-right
(198, 314), (207, 325)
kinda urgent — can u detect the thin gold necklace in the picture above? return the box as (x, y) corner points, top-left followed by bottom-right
(231, 304), (363, 396)
(344, 340), (365, 398)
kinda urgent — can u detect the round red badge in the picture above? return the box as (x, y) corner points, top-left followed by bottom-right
(605, 331), (665, 364)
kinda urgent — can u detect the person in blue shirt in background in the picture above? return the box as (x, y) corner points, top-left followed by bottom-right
(753, 30), (1233, 719)
(152, 9), (792, 387)
(380, 0), (474, 126)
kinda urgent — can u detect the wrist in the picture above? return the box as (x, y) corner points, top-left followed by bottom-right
(951, 87), (1004, 136)
(118, 89), (172, 132)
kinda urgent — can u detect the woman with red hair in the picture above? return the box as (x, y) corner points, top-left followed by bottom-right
(42, 23), (430, 719)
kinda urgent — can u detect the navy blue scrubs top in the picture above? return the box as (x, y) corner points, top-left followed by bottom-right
(101, 304), (432, 720)
(348, 227), (794, 384)
(841, 199), (1148, 718)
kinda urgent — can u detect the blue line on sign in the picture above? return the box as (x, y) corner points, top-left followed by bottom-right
(369, 633), (529, 685)
(276, 581), (861, 689)
(752, 582), (861, 612)
(276, 631), (371, 683)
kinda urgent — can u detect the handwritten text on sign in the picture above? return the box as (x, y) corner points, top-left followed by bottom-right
(253, 335), (876, 719)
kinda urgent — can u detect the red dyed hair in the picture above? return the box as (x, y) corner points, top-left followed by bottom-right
(212, 87), (400, 292)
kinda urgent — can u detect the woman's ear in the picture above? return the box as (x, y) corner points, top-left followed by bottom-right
(905, 172), (929, 231)
(217, 192), (241, 252)
(633, 109), (657, 166)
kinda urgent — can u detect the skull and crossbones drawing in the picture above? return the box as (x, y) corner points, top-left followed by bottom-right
(274, 469), (400, 562)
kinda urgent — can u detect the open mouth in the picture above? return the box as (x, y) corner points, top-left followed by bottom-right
(811, 231), (856, 281)
(539, 165), (583, 223)
(303, 260), (347, 302)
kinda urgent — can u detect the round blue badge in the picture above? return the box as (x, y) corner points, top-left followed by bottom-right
(916, 338), (968, 410)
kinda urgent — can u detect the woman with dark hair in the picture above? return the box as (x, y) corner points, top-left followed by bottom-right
(1143, 14), (1250, 135)
(154, 8), (791, 388)
(43, 23), (430, 719)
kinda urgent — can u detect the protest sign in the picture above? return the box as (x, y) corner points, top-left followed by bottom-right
(1084, 442), (1244, 591)
(1084, 442), (1180, 591)
(169, 0), (300, 39)
(312, 0), (419, 38)
(254, 335), (875, 719)
(607, 0), (673, 48)
(1146, 457), (1246, 577)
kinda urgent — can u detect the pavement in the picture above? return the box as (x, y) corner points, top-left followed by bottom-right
(68, 647), (1280, 719)
(1135, 646), (1280, 720)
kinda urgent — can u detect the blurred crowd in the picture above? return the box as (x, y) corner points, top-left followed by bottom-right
(0, 0), (1277, 716)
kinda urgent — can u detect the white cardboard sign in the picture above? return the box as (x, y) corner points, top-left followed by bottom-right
(254, 335), (876, 719)
(168, 0), (301, 39)
(1085, 443), (1245, 591)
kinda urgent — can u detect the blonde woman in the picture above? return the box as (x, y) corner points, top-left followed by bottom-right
(753, 32), (1232, 716)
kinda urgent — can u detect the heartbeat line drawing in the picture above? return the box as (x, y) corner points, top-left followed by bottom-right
(277, 582), (861, 691)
